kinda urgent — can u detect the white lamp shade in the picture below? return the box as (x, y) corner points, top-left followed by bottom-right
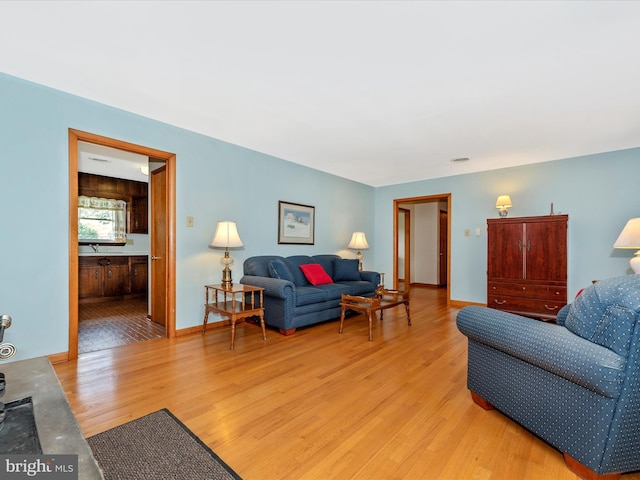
(209, 221), (244, 248)
(495, 195), (512, 209)
(348, 232), (369, 250)
(614, 218), (640, 249)
(614, 218), (640, 274)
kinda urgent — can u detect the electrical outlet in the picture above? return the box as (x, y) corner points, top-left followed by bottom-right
(464, 229), (470, 237)
(186, 216), (194, 227)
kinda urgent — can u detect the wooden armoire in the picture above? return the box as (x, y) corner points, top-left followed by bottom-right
(487, 214), (568, 321)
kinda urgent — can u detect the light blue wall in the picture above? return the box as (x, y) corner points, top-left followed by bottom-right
(0, 73), (374, 361)
(374, 149), (640, 303)
(2, 72), (638, 362)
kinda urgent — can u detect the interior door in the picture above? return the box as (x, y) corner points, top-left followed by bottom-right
(438, 210), (448, 287)
(151, 165), (167, 327)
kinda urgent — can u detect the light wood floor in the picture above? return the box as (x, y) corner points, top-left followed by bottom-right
(54, 288), (640, 480)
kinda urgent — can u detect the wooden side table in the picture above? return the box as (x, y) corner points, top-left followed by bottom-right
(339, 290), (411, 341)
(203, 284), (267, 350)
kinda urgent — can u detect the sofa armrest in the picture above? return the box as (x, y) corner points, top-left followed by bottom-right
(240, 275), (295, 300)
(456, 306), (626, 398)
(359, 270), (380, 285)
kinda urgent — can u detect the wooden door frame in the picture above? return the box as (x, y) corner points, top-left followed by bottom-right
(68, 129), (177, 361)
(398, 208), (411, 287)
(393, 194), (451, 302)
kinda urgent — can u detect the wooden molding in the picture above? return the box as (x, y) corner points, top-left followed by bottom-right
(449, 300), (486, 308)
(47, 352), (69, 365)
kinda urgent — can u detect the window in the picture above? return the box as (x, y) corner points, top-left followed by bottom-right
(78, 196), (127, 244)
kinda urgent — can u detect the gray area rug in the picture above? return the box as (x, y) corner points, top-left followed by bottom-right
(88, 409), (241, 480)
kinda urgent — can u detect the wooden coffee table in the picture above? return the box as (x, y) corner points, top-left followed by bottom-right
(202, 284), (266, 349)
(339, 290), (411, 341)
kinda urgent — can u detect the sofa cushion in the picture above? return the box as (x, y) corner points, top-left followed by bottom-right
(244, 255), (284, 277)
(312, 254), (340, 278)
(295, 286), (328, 306)
(336, 280), (375, 296)
(565, 275), (640, 357)
(286, 256), (315, 286)
(333, 259), (361, 281)
(268, 259), (295, 283)
(314, 282), (352, 300)
(299, 263), (334, 286)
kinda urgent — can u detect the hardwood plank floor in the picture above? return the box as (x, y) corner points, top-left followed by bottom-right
(54, 288), (640, 480)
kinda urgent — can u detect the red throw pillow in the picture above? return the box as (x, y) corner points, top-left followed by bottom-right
(299, 263), (333, 286)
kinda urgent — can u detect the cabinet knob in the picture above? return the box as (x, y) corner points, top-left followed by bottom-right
(151, 256), (161, 261)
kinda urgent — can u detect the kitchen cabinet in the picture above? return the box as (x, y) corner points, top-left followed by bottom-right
(129, 256), (148, 295)
(79, 255), (148, 303)
(487, 215), (568, 321)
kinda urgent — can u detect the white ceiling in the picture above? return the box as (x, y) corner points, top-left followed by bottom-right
(2, 1), (639, 187)
(78, 141), (149, 183)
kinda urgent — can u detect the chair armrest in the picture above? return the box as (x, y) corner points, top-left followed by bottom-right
(556, 304), (570, 326)
(240, 275), (294, 300)
(456, 306), (626, 398)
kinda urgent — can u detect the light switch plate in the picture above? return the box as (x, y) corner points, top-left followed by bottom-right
(186, 216), (194, 227)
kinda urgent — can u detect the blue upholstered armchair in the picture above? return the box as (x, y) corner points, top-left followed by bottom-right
(456, 275), (640, 480)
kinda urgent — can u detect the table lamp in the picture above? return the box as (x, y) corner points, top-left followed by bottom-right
(614, 218), (640, 274)
(209, 221), (244, 287)
(348, 232), (369, 271)
(496, 195), (512, 218)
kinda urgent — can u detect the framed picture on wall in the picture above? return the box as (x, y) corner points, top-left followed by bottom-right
(278, 201), (315, 244)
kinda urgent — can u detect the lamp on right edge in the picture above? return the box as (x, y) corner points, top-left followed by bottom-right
(348, 232), (369, 271)
(495, 195), (512, 218)
(614, 218), (640, 274)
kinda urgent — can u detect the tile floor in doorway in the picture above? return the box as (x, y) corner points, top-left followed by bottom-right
(78, 298), (164, 354)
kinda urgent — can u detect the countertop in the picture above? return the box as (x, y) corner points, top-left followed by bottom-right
(78, 251), (149, 257)
(0, 357), (104, 479)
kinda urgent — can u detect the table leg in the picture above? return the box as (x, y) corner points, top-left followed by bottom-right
(405, 301), (411, 326)
(368, 310), (374, 342)
(339, 305), (346, 334)
(202, 309), (209, 335)
(259, 313), (267, 342)
(230, 319), (236, 350)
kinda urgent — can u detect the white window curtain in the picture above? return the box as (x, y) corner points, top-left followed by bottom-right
(78, 196), (127, 242)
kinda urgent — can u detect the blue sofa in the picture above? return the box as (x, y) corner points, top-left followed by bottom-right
(240, 254), (380, 335)
(456, 275), (640, 480)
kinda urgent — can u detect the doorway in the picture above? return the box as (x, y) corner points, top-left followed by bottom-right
(68, 129), (176, 361)
(393, 194), (451, 300)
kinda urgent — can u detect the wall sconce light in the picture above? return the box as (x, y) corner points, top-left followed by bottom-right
(348, 232), (369, 271)
(614, 218), (640, 274)
(209, 221), (244, 288)
(496, 195), (512, 218)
